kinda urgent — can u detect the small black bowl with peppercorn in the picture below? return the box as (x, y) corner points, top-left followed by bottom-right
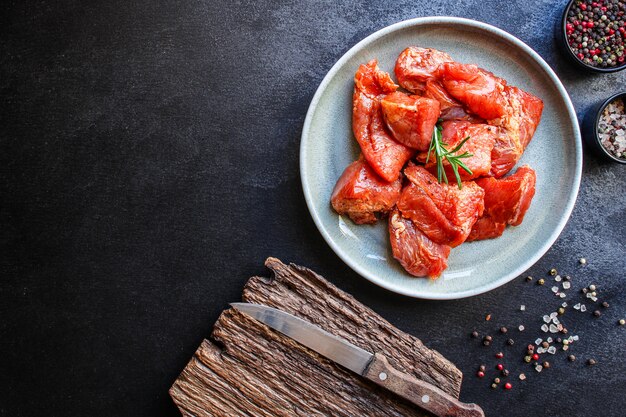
(558, 0), (626, 73)
(583, 92), (626, 163)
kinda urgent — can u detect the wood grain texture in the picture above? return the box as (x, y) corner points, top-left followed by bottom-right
(170, 258), (463, 416)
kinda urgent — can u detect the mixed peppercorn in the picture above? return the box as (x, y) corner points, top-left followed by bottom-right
(565, 0), (626, 68)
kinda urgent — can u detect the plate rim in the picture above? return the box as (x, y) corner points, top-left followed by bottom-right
(300, 16), (582, 299)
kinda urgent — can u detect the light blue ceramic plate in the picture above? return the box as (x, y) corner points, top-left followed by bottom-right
(300, 17), (582, 299)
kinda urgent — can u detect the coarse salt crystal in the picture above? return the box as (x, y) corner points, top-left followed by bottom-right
(519, 325), (525, 331)
(548, 346), (557, 354)
(549, 324), (558, 333)
(535, 365), (543, 372)
(573, 335), (579, 341)
(550, 312), (558, 318)
(535, 338), (543, 345)
(574, 303), (581, 310)
(541, 324), (549, 332)
(586, 292), (593, 299)
(553, 318), (560, 325)
(552, 286), (559, 293)
(520, 305), (526, 311)
(563, 282), (571, 290)
(562, 302), (568, 307)
(591, 296), (598, 302)
(563, 345), (569, 351)
(519, 373), (526, 381)
(555, 275), (562, 282)
(547, 337), (553, 343)
(560, 293), (567, 299)
(580, 305), (587, 312)
(543, 315), (551, 323)
(537, 347), (546, 354)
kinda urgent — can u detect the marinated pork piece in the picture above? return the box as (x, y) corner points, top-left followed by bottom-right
(439, 62), (509, 120)
(388, 208), (451, 278)
(380, 91), (440, 151)
(416, 121), (498, 180)
(488, 86), (544, 177)
(394, 47), (454, 93)
(331, 157), (402, 224)
(398, 163), (485, 247)
(353, 60), (414, 182)
(423, 79), (483, 122)
(466, 216), (506, 242)
(467, 165), (536, 241)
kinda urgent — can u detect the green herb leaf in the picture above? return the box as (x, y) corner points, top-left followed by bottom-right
(428, 124), (474, 189)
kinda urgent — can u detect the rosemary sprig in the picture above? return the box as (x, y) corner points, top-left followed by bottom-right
(426, 123), (474, 189)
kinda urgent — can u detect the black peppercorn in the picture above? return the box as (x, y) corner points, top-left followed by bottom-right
(471, 331), (479, 338)
(500, 327), (508, 334)
(568, 355), (576, 362)
(594, 310), (601, 317)
(507, 339), (514, 346)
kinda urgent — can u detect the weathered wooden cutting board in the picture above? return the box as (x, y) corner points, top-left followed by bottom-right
(170, 258), (463, 416)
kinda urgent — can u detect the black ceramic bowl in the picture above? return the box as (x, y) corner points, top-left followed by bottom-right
(583, 92), (626, 163)
(558, 0), (626, 73)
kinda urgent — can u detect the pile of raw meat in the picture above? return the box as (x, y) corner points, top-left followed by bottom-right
(331, 47), (543, 278)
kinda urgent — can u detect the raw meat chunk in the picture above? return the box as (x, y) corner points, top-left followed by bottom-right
(380, 91), (440, 151)
(487, 86), (544, 177)
(466, 217), (506, 241)
(394, 47), (453, 93)
(331, 157), (402, 224)
(388, 208), (451, 278)
(467, 165), (536, 241)
(353, 60), (414, 182)
(439, 62), (509, 120)
(476, 165), (536, 226)
(398, 164), (485, 247)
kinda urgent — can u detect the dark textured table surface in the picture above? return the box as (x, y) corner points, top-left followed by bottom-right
(2, 1), (625, 416)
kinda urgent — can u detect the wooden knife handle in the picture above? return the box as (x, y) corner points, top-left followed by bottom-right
(364, 353), (485, 417)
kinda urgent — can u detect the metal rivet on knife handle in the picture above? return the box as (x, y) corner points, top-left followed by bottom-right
(363, 353), (485, 417)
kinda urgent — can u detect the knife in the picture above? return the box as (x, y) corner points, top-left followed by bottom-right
(231, 303), (484, 417)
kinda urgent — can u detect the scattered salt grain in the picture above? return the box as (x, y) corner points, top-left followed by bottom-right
(573, 335), (579, 341)
(555, 275), (562, 282)
(519, 373), (526, 381)
(562, 302), (568, 308)
(535, 338), (543, 345)
(543, 315), (551, 323)
(574, 303), (581, 310)
(535, 365), (543, 373)
(547, 337), (553, 343)
(518, 325), (525, 331)
(548, 346), (557, 354)
(549, 324), (558, 333)
(560, 293), (567, 299)
(580, 305), (587, 312)
(520, 305), (526, 311)
(552, 286), (559, 293)
(537, 347), (546, 354)
(541, 324), (549, 332)
(562, 281), (571, 290)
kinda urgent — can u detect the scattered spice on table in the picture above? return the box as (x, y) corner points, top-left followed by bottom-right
(470, 256), (623, 392)
(565, 0), (626, 69)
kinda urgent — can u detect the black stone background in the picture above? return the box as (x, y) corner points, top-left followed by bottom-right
(2, 1), (625, 416)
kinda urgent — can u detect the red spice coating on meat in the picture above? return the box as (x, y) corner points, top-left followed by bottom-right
(331, 157), (402, 224)
(388, 209), (451, 278)
(380, 91), (440, 151)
